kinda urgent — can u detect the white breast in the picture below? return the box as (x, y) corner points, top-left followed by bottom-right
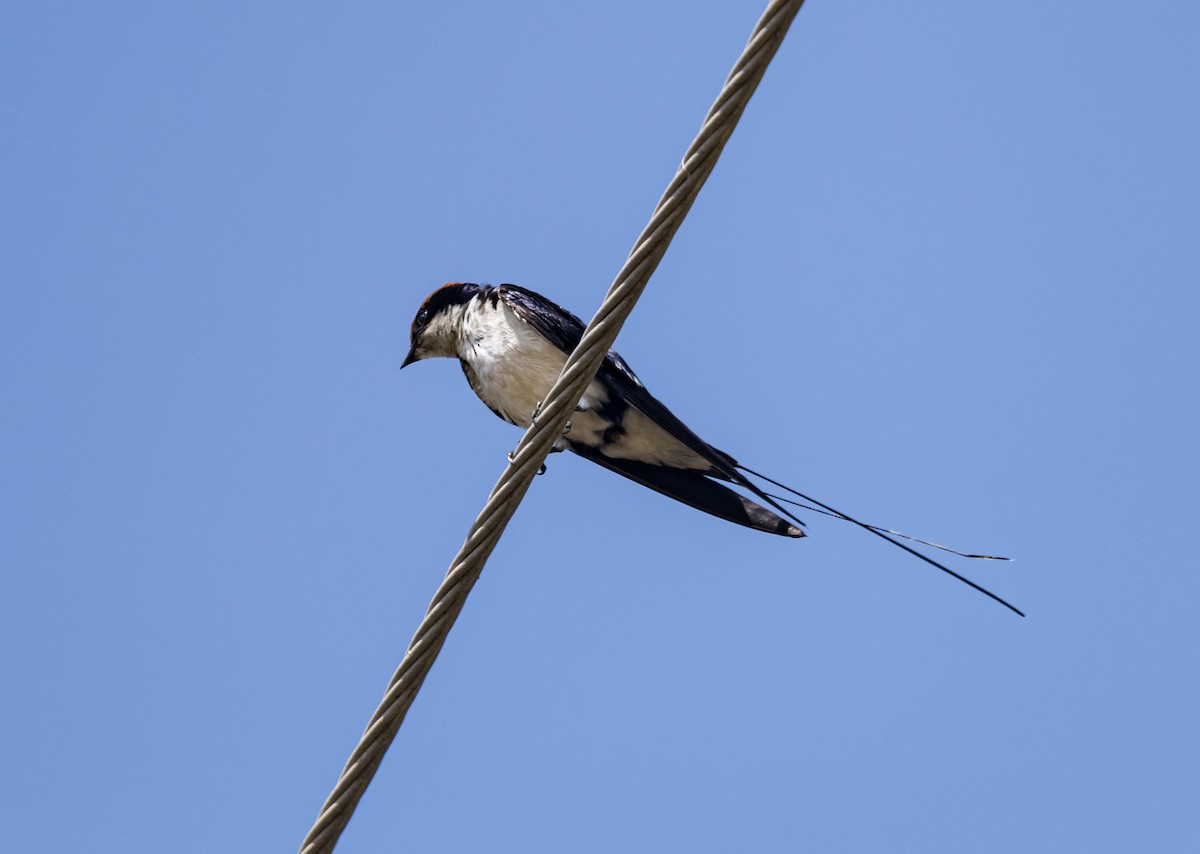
(457, 299), (573, 427)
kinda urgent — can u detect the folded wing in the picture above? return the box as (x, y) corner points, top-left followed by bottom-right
(570, 445), (803, 537)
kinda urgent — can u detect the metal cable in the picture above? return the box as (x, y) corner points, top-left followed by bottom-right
(299, 2), (806, 850)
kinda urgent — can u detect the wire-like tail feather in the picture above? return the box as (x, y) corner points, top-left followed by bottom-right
(738, 464), (1025, 617)
(762, 491), (1009, 560)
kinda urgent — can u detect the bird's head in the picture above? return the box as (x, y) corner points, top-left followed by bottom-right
(402, 282), (482, 368)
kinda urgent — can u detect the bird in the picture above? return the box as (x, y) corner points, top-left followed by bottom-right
(402, 281), (1022, 616)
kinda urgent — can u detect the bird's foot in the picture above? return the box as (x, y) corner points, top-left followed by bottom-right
(507, 449), (547, 476)
(529, 400), (572, 436)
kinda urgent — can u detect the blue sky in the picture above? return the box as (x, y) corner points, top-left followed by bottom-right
(2, 2), (1197, 852)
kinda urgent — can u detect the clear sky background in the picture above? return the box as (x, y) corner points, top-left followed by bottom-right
(3, 2), (1197, 852)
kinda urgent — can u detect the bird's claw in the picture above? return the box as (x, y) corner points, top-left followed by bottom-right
(507, 449), (547, 476)
(529, 400), (571, 436)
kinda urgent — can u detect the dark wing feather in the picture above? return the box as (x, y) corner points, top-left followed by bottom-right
(497, 284), (586, 354)
(570, 445), (803, 537)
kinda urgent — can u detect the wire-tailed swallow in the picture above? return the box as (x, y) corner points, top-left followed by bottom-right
(402, 282), (1022, 616)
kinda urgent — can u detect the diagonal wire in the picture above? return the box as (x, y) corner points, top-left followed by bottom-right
(299, 2), (806, 850)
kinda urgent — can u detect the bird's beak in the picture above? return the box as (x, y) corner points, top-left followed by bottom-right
(401, 346), (419, 369)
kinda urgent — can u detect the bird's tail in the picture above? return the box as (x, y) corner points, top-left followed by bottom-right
(736, 464), (1024, 617)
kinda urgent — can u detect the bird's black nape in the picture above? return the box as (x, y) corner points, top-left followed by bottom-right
(737, 465), (1025, 617)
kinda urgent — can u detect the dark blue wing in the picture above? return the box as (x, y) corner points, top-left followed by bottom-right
(570, 445), (802, 537)
(496, 284), (587, 354)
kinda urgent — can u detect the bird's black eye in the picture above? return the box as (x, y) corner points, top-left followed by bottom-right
(416, 308), (430, 327)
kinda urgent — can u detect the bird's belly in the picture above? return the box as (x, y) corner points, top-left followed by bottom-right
(465, 347), (566, 427)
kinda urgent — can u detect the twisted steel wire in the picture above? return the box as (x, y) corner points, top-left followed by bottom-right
(300, 1), (806, 850)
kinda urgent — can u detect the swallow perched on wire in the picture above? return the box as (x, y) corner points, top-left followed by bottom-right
(402, 282), (1022, 616)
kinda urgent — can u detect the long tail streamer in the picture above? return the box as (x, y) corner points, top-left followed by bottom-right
(738, 465), (1025, 617)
